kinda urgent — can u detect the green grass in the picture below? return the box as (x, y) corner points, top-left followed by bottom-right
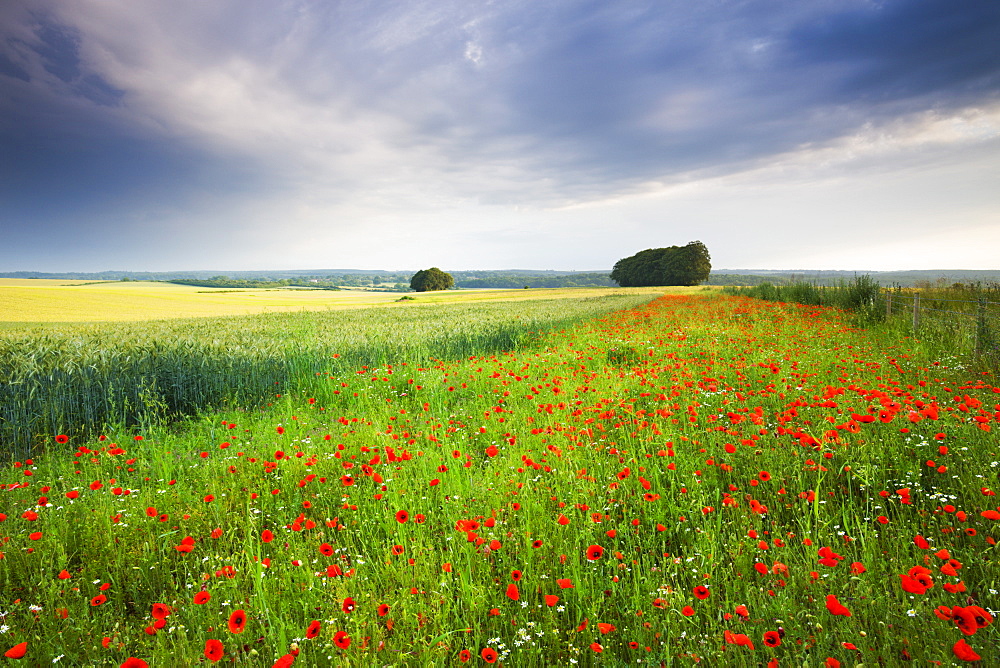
(1, 293), (997, 666)
(0, 292), (656, 457)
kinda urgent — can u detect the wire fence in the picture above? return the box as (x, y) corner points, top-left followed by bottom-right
(885, 290), (1000, 357)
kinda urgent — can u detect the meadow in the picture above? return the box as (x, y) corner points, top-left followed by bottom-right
(0, 283), (664, 456)
(1, 291), (998, 666)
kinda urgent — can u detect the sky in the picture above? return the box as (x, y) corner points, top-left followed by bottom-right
(1, 0), (999, 273)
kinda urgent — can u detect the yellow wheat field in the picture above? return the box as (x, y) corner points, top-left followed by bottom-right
(0, 279), (672, 324)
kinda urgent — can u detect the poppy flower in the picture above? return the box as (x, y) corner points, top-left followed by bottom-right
(120, 660), (149, 668)
(57, 569), (71, 580)
(377, 603), (390, 617)
(682, 605), (696, 616)
(395, 510), (409, 523)
(204, 639), (224, 663)
(953, 639), (982, 661)
(55, 434), (69, 444)
(459, 649), (472, 663)
(506, 583), (520, 601)
(91, 595), (107, 606)
(693, 585), (710, 600)
(763, 631), (781, 647)
(306, 620), (321, 639)
(261, 530), (274, 543)
(511, 569), (522, 581)
(586, 544), (604, 561)
(333, 630), (351, 649)
(391, 545), (404, 555)
(151, 603), (171, 619)
(228, 609), (247, 634)
(556, 578), (574, 589)
(193, 591), (211, 605)
(4, 642), (27, 659)
(272, 654), (295, 668)
(481, 647), (498, 663)
(342, 597), (356, 613)
(825, 595), (852, 617)
(545, 595), (559, 607)
(597, 623), (615, 634)
(953, 606), (980, 635)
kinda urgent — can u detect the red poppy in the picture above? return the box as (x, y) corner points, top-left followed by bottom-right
(391, 545), (404, 555)
(333, 630), (351, 649)
(825, 595), (852, 617)
(506, 583), (520, 601)
(261, 530), (274, 543)
(55, 434), (69, 444)
(204, 639), (224, 663)
(395, 510), (409, 523)
(459, 649), (472, 663)
(4, 642), (27, 659)
(228, 609), (247, 634)
(91, 595), (107, 606)
(693, 585), (710, 599)
(193, 591), (211, 605)
(953, 639), (982, 662)
(481, 647), (498, 663)
(586, 544), (604, 561)
(681, 605), (695, 616)
(556, 578), (574, 589)
(151, 603), (172, 619)
(57, 569), (71, 580)
(272, 654), (295, 668)
(342, 597), (356, 613)
(952, 606), (980, 635)
(511, 569), (522, 581)
(120, 659), (149, 668)
(545, 595), (559, 606)
(377, 603), (390, 617)
(306, 620), (321, 639)
(763, 631), (781, 647)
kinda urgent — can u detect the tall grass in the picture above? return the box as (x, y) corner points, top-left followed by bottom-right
(0, 295), (653, 458)
(724, 276), (1000, 370)
(2, 293), (997, 666)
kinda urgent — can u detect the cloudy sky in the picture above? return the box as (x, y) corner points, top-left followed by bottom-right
(2, 0), (998, 272)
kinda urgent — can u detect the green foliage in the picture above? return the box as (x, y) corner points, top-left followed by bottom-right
(0, 294), (653, 457)
(409, 267), (455, 292)
(610, 241), (711, 287)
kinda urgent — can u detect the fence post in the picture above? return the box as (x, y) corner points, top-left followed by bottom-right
(975, 297), (986, 356)
(912, 293), (920, 332)
(885, 291), (892, 318)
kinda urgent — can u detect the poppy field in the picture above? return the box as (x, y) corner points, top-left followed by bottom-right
(2, 293), (998, 666)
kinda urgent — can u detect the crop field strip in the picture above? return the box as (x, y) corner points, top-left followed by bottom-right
(0, 290), (661, 455)
(0, 279), (671, 324)
(1, 293), (997, 665)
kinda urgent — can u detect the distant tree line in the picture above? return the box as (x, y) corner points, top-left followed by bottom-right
(611, 241), (711, 287)
(454, 272), (616, 289)
(169, 277), (344, 290)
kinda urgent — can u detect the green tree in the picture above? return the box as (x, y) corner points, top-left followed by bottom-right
(409, 267), (455, 292)
(611, 241), (711, 287)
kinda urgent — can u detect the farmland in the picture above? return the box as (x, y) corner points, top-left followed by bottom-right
(1, 292), (999, 666)
(0, 279), (672, 325)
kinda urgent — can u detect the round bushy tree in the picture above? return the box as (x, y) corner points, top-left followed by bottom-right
(409, 267), (455, 292)
(611, 241), (711, 287)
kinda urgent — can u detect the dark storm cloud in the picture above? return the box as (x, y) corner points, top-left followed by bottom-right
(0, 0), (997, 271)
(786, 0), (1000, 104)
(443, 0), (1000, 193)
